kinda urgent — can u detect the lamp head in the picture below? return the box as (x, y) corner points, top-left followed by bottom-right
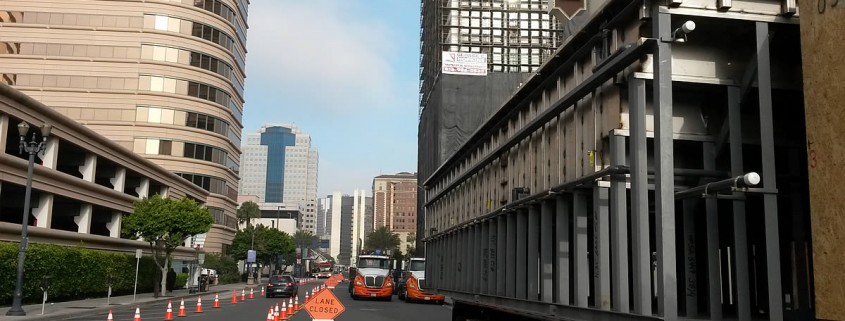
(17, 122), (30, 137)
(40, 124), (52, 139)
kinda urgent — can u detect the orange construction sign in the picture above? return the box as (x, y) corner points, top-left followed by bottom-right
(303, 287), (345, 320)
(325, 278), (339, 288)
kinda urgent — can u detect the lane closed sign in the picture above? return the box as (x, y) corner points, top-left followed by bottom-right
(303, 287), (345, 320)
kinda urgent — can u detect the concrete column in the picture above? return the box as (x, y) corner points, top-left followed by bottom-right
(111, 168), (126, 193)
(506, 212), (517, 298)
(573, 191), (589, 307)
(79, 153), (97, 182)
(594, 186), (611, 310)
(527, 205), (540, 301)
(160, 186), (169, 198)
(74, 204), (92, 234)
(0, 115), (9, 149)
(107, 212), (122, 238)
(540, 200), (554, 303)
(516, 209), (528, 299)
(496, 215), (507, 297)
(38, 137), (59, 169)
(136, 178), (150, 198)
(555, 195), (571, 305)
(32, 194), (54, 228)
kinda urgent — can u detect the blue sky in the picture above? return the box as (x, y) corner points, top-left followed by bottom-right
(243, 1), (420, 197)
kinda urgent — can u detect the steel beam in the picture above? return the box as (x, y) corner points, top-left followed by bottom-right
(628, 75), (651, 315)
(507, 212), (517, 298)
(470, 225), (478, 292)
(488, 219), (498, 295)
(528, 205), (540, 301)
(573, 190), (589, 307)
(556, 195), (571, 304)
(728, 86), (752, 321)
(682, 199), (698, 317)
(653, 10), (678, 320)
(609, 134), (629, 313)
(481, 220), (490, 295)
(497, 215), (507, 297)
(595, 186), (611, 310)
(541, 200), (555, 303)
(756, 21), (783, 321)
(517, 209), (528, 299)
(703, 142), (722, 320)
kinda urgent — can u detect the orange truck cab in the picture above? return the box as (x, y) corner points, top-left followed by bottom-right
(401, 257), (444, 304)
(350, 255), (394, 301)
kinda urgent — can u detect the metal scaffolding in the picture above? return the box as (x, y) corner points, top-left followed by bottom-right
(421, 1), (809, 320)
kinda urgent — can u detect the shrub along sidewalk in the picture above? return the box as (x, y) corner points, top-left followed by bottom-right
(0, 242), (163, 305)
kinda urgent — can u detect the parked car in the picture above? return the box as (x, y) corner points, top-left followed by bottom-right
(265, 275), (298, 298)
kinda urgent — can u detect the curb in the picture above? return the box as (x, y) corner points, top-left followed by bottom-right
(6, 286), (251, 321)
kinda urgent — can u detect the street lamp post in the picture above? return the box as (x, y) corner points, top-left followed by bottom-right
(6, 122), (52, 316)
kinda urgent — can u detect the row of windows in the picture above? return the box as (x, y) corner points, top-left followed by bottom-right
(146, 15), (245, 70)
(141, 44), (243, 95)
(209, 207), (237, 229)
(136, 106), (241, 146)
(1, 73), (139, 90)
(0, 11), (143, 29)
(186, 0), (247, 45)
(176, 172), (231, 199)
(0, 42), (244, 96)
(139, 75), (242, 123)
(136, 138), (229, 167)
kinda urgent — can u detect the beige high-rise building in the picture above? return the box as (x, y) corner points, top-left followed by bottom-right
(0, 0), (249, 253)
(372, 172), (417, 254)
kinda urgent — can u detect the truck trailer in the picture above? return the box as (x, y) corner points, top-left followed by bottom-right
(419, 0), (841, 320)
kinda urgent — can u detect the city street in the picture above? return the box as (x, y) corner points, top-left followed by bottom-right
(60, 281), (450, 321)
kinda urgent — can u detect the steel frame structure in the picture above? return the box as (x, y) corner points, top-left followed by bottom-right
(422, 1), (810, 320)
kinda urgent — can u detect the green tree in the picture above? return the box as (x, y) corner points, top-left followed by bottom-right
(364, 226), (401, 254)
(230, 225), (295, 273)
(236, 201), (260, 227)
(293, 230), (319, 251)
(122, 195), (212, 297)
(405, 233), (416, 256)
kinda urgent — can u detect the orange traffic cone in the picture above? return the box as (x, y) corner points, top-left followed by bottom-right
(195, 296), (203, 313)
(249, 287), (255, 299)
(261, 286), (265, 297)
(274, 303), (280, 321)
(294, 296), (299, 311)
(213, 293), (220, 308)
(133, 307), (142, 321)
(287, 298), (293, 315)
(265, 307), (273, 321)
(177, 298), (187, 317)
(305, 291), (309, 303)
(241, 289), (246, 301)
(231, 290), (238, 304)
(164, 301), (174, 321)
(280, 302), (287, 320)
(107, 310), (114, 321)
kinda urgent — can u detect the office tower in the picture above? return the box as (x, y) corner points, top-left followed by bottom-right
(417, 0), (562, 252)
(0, 0), (249, 253)
(372, 172), (417, 254)
(239, 124), (319, 234)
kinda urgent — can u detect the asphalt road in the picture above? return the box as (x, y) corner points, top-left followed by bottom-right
(62, 280), (451, 321)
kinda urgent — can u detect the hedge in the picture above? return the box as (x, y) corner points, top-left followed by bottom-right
(0, 242), (160, 304)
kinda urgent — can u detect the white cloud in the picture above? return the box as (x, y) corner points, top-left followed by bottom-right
(246, 1), (399, 114)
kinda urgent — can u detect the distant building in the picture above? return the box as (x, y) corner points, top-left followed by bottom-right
(372, 172), (417, 254)
(0, 0), (251, 253)
(236, 202), (300, 236)
(325, 190), (370, 266)
(418, 0), (563, 252)
(239, 124), (319, 234)
(0, 84), (206, 260)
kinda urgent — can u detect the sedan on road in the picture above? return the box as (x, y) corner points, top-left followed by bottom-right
(265, 275), (298, 298)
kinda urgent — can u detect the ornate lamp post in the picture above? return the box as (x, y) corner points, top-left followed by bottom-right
(6, 121), (52, 316)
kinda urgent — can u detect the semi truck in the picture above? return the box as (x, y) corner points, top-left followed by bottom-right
(348, 254), (394, 301)
(399, 257), (445, 304)
(419, 0), (842, 320)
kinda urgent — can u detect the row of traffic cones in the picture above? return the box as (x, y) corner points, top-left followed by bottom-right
(110, 288), (267, 321)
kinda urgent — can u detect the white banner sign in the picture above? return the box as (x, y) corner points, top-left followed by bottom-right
(442, 51), (488, 76)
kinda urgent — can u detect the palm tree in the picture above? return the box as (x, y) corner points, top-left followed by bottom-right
(364, 226), (401, 254)
(236, 201), (260, 228)
(293, 230), (319, 252)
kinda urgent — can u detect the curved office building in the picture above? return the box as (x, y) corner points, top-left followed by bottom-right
(0, 0), (249, 253)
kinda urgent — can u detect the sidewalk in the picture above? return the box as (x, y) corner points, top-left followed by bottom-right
(0, 282), (255, 321)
